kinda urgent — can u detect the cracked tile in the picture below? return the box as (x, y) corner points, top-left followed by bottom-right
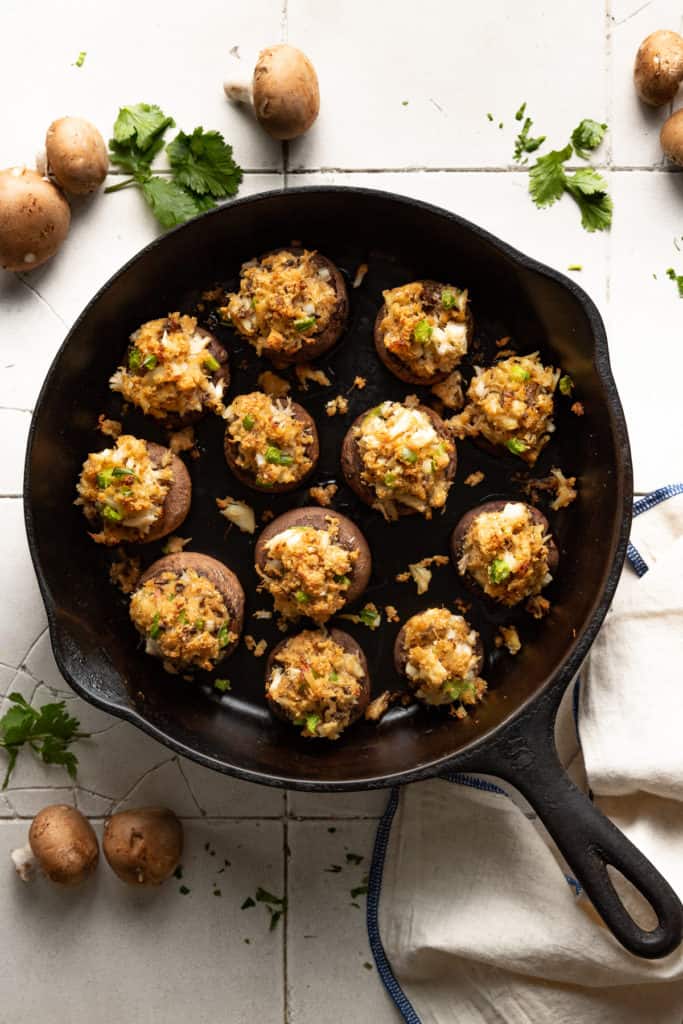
(0, 664), (18, 698)
(288, 789), (390, 819)
(178, 756), (286, 818)
(112, 756), (205, 817)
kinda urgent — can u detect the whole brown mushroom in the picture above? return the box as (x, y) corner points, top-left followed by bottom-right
(224, 44), (319, 139)
(0, 167), (70, 272)
(45, 117), (109, 195)
(11, 804), (99, 885)
(634, 30), (683, 106)
(103, 807), (183, 885)
(661, 108), (683, 165)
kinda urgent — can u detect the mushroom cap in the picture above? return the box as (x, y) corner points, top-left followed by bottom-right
(28, 804), (99, 886)
(103, 806), (183, 886)
(252, 44), (319, 140)
(634, 29), (683, 106)
(661, 108), (683, 165)
(0, 167), (70, 272)
(45, 116), (109, 195)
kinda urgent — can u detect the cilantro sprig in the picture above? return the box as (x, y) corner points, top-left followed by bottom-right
(513, 103), (546, 163)
(105, 103), (242, 229)
(0, 693), (89, 789)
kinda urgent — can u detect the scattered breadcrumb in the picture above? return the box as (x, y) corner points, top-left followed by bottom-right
(526, 595), (550, 619)
(257, 370), (290, 397)
(253, 610), (273, 620)
(261, 509), (275, 523)
(571, 401), (585, 417)
(325, 395), (349, 417)
(449, 705), (468, 720)
(352, 262), (369, 288)
(167, 426), (196, 455)
(109, 548), (141, 594)
(520, 466), (577, 511)
(495, 625), (522, 655)
(404, 393), (420, 409)
(464, 471), (485, 487)
(430, 370), (464, 411)
(453, 597), (471, 614)
(309, 482), (338, 507)
(385, 605), (400, 623)
(97, 415), (122, 439)
(216, 496), (256, 534)
(495, 336), (511, 348)
(352, 376), (367, 390)
(339, 602), (381, 630)
(244, 635), (268, 657)
(295, 364), (331, 390)
(396, 555), (449, 595)
(365, 691), (391, 722)
(276, 616), (290, 632)
(162, 535), (192, 555)
(201, 286), (227, 302)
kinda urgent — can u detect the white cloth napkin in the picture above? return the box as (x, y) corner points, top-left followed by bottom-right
(374, 491), (683, 1024)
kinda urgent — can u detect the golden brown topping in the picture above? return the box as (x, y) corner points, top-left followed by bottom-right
(496, 624), (522, 655)
(325, 395), (349, 417)
(352, 375), (367, 390)
(225, 392), (314, 488)
(130, 568), (235, 673)
(380, 281), (469, 381)
(295, 364), (331, 389)
(109, 548), (141, 595)
(356, 401), (455, 520)
(384, 605), (400, 623)
(308, 482), (338, 507)
(267, 630), (366, 740)
(449, 353), (559, 465)
(75, 435), (173, 545)
(402, 608), (486, 708)
(162, 535), (192, 555)
(222, 250), (338, 356)
(396, 554), (449, 594)
(430, 370), (465, 411)
(365, 691), (392, 722)
(258, 520), (357, 623)
(167, 426), (196, 455)
(464, 471), (485, 487)
(526, 595), (551, 619)
(459, 502), (553, 605)
(110, 314), (226, 420)
(257, 370), (291, 397)
(571, 401), (585, 417)
(97, 415), (122, 439)
(216, 495), (257, 534)
(244, 635), (268, 657)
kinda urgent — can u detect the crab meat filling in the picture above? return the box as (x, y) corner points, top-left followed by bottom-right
(267, 631), (366, 740)
(130, 569), (236, 673)
(225, 392), (314, 487)
(221, 249), (338, 356)
(258, 521), (357, 623)
(75, 434), (173, 545)
(380, 281), (469, 379)
(459, 502), (553, 605)
(449, 353), (559, 465)
(110, 313), (225, 419)
(356, 401), (455, 520)
(403, 608), (486, 708)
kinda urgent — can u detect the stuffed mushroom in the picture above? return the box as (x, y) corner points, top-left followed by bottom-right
(110, 313), (229, 426)
(449, 353), (559, 465)
(265, 628), (370, 739)
(341, 399), (457, 520)
(224, 391), (319, 492)
(255, 507), (371, 623)
(374, 280), (471, 385)
(221, 248), (348, 363)
(394, 607), (486, 711)
(129, 552), (244, 673)
(75, 435), (191, 545)
(451, 500), (558, 606)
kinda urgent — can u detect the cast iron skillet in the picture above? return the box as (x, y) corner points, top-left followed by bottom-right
(24, 187), (682, 959)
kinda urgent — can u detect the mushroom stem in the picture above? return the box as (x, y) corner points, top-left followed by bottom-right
(10, 844), (35, 882)
(223, 47), (256, 105)
(224, 78), (253, 104)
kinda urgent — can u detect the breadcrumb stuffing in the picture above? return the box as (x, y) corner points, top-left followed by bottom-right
(571, 401), (584, 417)
(325, 395), (349, 417)
(97, 415), (122, 439)
(430, 370), (465, 411)
(365, 691), (391, 721)
(109, 548), (141, 594)
(385, 605), (400, 623)
(464, 471), (485, 487)
(495, 624), (522, 655)
(167, 426), (196, 455)
(295, 364), (332, 390)
(308, 482), (338, 507)
(352, 376), (367, 390)
(244, 635), (268, 657)
(162, 535), (192, 555)
(526, 595), (550, 619)
(257, 370), (290, 397)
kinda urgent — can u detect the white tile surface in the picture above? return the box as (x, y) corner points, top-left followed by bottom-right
(288, 788), (390, 819)
(0, 410), (31, 494)
(0, 502), (47, 668)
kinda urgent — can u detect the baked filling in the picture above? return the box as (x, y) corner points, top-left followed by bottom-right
(459, 501), (553, 605)
(356, 400), (455, 520)
(449, 353), (558, 465)
(225, 392), (314, 487)
(130, 568), (236, 673)
(110, 313), (226, 419)
(379, 281), (469, 379)
(258, 521), (357, 622)
(266, 630), (366, 739)
(403, 608), (486, 708)
(76, 434), (172, 545)
(222, 249), (339, 356)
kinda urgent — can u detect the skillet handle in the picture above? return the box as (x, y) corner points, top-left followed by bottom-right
(455, 690), (683, 960)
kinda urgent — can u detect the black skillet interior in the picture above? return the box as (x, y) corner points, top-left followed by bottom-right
(25, 187), (628, 789)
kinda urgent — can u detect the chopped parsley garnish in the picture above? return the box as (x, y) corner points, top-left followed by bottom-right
(73, 51), (87, 68)
(179, 885), (190, 895)
(101, 505), (123, 522)
(571, 118), (608, 160)
(508, 364), (530, 382)
(515, 102), (527, 121)
(173, 865), (183, 879)
(359, 605), (381, 629)
(305, 714), (321, 735)
(329, 670), (339, 681)
(128, 346), (143, 370)
(666, 267), (683, 297)
(241, 897), (255, 909)
(486, 112), (494, 122)
(333, 574), (350, 587)
(399, 447), (418, 464)
(440, 289), (458, 309)
(413, 319), (433, 344)
(565, 168), (613, 233)
(242, 414), (255, 431)
(568, 264), (583, 271)
(506, 438), (528, 455)
(559, 374), (574, 395)
(529, 145), (572, 207)
(203, 354), (220, 372)
(194, 618), (205, 631)
(350, 884), (369, 899)
(254, 887), (287, 930)
(265, 445), (294, 466)
(294, 316), (317, 332)
(346, 852), (364, 865)
(443, 678), (475, 702)
(0, 693), (89, 789)
(325, 864), (343, 873)
(177, 610), (188, 625)
(512, 102), (546, 163)
(149, 613), (161, 639)
(383, 472), (396, 487)
(489, 558), (512, 585)
(217, 623), (231, 647)
(214, 678), (231, 692)
(294, 590), (310, 605)
(364, 962), (373, 971)
(142, 353), (158, 370)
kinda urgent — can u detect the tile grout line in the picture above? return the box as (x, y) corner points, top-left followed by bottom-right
(101, 164), (682, 177)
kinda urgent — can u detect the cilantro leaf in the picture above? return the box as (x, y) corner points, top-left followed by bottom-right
(571, 119), (608, 160)
(0, 694), (88, 789)
(665, 267), (683, 297)
(141, 177), (215, 228)
(513, 112), (546, 163)
(529, 145), (572, 207)
(565, 168), (613, 232)
(113, 103), (175, 151)
(109, 135), (167, 177)
(167, 128), (243, 198)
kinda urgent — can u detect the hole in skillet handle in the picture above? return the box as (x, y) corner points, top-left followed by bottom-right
(449, 687), (683, 960)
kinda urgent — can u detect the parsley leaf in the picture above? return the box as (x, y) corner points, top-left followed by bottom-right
(0, 693), (88, 789)
(665, 267), (683, 297)
(565, 168), (613, 232)
(167, 128), (243, 198)
(529, 145), (572, 207)
(113, 103), (175, 151)
(141, 177), (215, 228)
(571, 119), (608, 160)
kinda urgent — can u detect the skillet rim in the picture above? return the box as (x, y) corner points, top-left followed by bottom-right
(22, 185), (633, 791)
